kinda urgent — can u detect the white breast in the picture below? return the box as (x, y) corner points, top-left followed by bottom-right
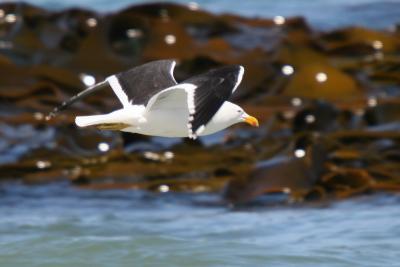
(123, 108), (190, 137)
(123, 101), (238, 138)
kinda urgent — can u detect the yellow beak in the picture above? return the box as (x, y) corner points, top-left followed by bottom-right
(243, 115), (259, 127)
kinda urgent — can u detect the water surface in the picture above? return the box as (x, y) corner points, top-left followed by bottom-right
(0, 183), (399, 266)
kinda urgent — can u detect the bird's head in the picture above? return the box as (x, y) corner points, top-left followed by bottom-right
(220, 102), (259, 128)
(236, 107), (259, 127)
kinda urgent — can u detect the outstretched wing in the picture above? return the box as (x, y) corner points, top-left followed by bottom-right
(145, 65), (244, 139)
(184, 65), (244, 137)
(47, 60), (177, 118)
(144, 83), (195, 138)
(47, 80), (111, 119)
(107, 59), (177, 107)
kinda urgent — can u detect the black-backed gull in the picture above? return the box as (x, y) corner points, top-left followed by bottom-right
(48, 60), (259, 139)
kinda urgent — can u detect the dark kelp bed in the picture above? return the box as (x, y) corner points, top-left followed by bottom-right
(0, 2), (400, 205)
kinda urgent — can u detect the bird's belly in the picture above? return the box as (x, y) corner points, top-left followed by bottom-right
(131, 109), (190, 137)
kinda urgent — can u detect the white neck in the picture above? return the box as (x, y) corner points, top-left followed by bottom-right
(200, 101), (240, 135)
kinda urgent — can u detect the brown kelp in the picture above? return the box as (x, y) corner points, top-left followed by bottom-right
(1, 2), (400, 204)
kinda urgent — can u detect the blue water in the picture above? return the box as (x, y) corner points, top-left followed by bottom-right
(21, 0), (400, 30)
(0, 183), (399, 266)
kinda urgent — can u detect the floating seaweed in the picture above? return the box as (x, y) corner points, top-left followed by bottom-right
(1, 2), (400, 205)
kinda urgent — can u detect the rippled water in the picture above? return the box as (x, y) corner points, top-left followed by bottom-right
(23, 0), (400, 29)
(0, 183), (399, 266)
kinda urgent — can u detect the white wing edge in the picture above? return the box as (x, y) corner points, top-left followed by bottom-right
(106, 75), (130, 108)
(232, 65), (244, 93)
(169, 60), (178, 84)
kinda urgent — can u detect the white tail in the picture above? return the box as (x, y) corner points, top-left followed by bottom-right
(75, 114), (116, 127)
(75, 107), (144, 128)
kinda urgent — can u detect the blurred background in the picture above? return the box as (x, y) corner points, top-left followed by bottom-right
(0, 0), (399, 266)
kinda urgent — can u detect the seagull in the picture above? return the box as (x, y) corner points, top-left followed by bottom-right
(48, 60), (259, 139)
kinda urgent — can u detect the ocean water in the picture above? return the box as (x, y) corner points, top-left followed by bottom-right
(22, 0), (400, 30)
(0, 183), (399, 267)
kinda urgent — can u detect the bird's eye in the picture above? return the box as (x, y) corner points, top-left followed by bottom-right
(237, 110), (241, 113)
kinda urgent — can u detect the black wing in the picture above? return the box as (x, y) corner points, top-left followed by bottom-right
(185, 65), (244, 136)
(110, 59), (177, 106)
(46, 60), (177, 119)
(46, 80), (111, 119)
